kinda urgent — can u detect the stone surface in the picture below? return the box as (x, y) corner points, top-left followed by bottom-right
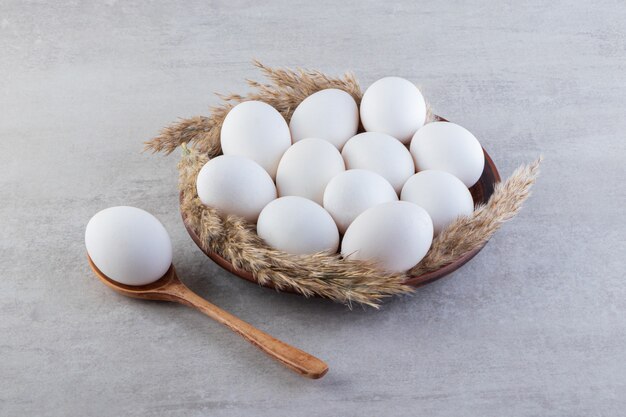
(1, 1), (624, 416)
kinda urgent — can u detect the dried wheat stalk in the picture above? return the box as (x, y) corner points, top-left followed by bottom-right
(146, 62), (541, 307)
(409, 156), (542, 276)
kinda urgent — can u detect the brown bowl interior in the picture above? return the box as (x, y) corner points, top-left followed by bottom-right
(181, 119), (501, 293)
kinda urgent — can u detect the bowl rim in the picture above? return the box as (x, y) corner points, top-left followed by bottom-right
(180, 118), (501, 294)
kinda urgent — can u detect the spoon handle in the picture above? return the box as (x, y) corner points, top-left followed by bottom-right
(168, 283), (328, 379)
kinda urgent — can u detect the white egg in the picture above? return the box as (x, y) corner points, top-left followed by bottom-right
(410, 122), (485, 187)
(196, 155), (277, 223)
(323, 169), (398, 234)
(85, 206), (172, 286)
(220, 101), (291, 179)
(276, 138), (345, 205)
(341, 201), (433, 272)
(341, 132), (415, 194)
(359, 77), (426, 144)
(257, 196), (339, 255)
(401, 170), (474, 235)
(289, 89), (359, 150)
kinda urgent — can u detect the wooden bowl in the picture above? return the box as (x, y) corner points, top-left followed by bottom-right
(181, 119), (500, 293)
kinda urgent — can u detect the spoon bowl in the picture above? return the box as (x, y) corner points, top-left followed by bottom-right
(87, 255), (328, 379)
(88, 256), (178, 300)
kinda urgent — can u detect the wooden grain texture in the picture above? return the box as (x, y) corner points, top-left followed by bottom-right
(88, 256), (328, 379)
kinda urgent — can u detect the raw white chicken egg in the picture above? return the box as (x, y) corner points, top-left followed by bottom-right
(220, 100), (291, 179)
(289, 89), (359, 150)
(323, 169), (397, 234)
(276, 138), (345, 205)
(359, 77), (426, 144)
(85, 206), (172, 286)
(196, 155), (277, 223)
(257, 196), (339, 255)
(410, 122), (485, 187)
(401, 170), (474, 235)
(341, 201), (433, 272)
(341, 132), (415, 194)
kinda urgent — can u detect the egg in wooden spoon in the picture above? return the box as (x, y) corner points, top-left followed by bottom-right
(85, 206), (328, 379)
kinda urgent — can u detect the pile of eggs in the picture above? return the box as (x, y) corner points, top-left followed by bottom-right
(196, 77), (485, 273)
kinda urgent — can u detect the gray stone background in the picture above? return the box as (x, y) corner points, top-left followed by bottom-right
(1, 1), (624, 416)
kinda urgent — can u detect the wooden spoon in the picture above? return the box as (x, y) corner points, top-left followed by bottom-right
(87, 255), (328, 379)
